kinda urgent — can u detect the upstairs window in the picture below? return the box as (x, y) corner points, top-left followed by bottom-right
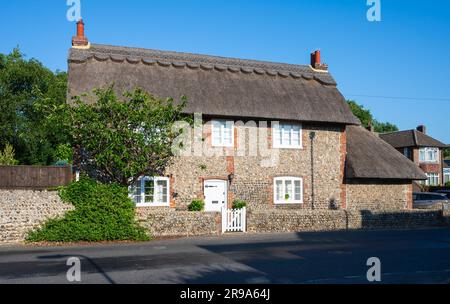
(403, 148), (412, 159)
(419, 147), (439, 163)
(273, 123), (302, 149)
(129, 177), (170, 207)
(274, 177), (303, 204)
(212, 120), (234, 147)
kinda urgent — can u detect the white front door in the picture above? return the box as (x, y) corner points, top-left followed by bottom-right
(204, 180), (227, 212)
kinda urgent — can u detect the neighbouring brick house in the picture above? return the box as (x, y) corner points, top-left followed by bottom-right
(67, 20), (425, 214)
(380, 125), (448, 187)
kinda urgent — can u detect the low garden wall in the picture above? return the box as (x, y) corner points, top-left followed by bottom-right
(1, 190), (450, 244)
(0, 190), (74, 244)
(247, 209), (450, 233)
(136, 208), (221, 238)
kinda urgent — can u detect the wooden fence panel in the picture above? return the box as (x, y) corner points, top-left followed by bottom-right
(0, 166), (73, 190)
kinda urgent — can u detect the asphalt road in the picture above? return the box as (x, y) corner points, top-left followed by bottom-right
(1, 228), (450, 284)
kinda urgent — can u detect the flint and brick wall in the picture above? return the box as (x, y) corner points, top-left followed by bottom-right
(0, 190), (74, 243)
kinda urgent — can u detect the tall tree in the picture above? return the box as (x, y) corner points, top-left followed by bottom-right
(63, 87), (189, 186)
(0, 48), (69, 165)
(347, 100), (399, 133)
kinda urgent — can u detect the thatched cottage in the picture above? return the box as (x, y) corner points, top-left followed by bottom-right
(68, 20), (425, 215)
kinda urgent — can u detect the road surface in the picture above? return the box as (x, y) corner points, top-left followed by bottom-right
(1, 228), (450, 284)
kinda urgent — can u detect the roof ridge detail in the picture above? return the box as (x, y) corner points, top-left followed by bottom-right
(68, 44), (338, 86)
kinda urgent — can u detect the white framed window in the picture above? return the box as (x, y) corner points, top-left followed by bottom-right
(274, 177), (303, 204)
(424, 173), (440, 186)
(212, 120), (234, 147)
(129, 177), (170, 207)
(419, 147), (439, 163)
(273, 123), (302, 149)
(444, 169), (450, 184)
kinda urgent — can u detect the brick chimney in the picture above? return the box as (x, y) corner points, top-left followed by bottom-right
(310, 50), (328, 71)
(417, 125), (427, 134)
(72, 19), (90, 48)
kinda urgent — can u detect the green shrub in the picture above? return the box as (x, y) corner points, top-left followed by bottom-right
(446, 182), (450, 187)
(26, 178), (149, 243)
(0, 143), (19, 166)
(232, 200), (247, 210)
(188, 200), (205, 212)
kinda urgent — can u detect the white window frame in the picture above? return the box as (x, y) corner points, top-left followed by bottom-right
(273, 123), (302, 149)
(425, 173), (440, 186)
(274, 177), (303, 205)
(211, 120), (234, 148)
(129, 177), (170, 207)
(444, 169), (450, 184)
(419, 147), (439, 163)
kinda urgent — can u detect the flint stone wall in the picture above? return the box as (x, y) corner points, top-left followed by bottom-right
(136, 208), (220, 237)
(247, 209), (450, 233)
(0, 190), (74, 244)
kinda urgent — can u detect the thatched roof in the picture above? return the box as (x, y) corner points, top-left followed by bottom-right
(68, 44), (360, 125)
(346, 126), (426, 180)
(379, 130), (447, 149)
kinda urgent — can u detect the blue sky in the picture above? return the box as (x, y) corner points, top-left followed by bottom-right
(1, 1), (449, 143)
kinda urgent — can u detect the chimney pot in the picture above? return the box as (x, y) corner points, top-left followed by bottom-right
(72, 19), (89, 48)
(77, 19), (85, 37)
(310, 49), (328, 71)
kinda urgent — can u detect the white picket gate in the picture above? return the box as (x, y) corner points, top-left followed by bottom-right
(222, 207), (247, 233)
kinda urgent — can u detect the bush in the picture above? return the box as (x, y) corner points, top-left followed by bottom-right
(0, 143), (19, 166)
(26, 178), (149, 243)
(188, 200), (205, 212)
(446, 182), (450, 187)
(233, 200), (247, 210)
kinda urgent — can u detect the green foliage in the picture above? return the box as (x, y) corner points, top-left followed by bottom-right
(188, 200), (205, 212)
(347, 100), (399, 133)
(0, 143), (19, 165)
(373, 121), (399, 133)
(446, 182), (450, 187)
(0, 48), (70, 165)
(232, 200), (247, 210)
(26, 178), (149, 243)
(444, 148), (450, 159)
(54, 144), (73, 164)
(64, 86), (189, 186)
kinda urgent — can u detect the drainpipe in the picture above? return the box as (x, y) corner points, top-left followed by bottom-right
(310, 132), (316, 210)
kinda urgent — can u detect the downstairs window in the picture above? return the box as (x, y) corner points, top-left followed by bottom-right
(274, 177), (303, 204)
(129, 177), (170, 207)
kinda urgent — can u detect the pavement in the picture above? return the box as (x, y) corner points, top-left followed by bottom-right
(1, 228), (450, 284)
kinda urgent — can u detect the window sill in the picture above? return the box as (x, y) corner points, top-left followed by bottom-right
(212, 144), (235, 148)
(136, 203), (171, 208)
(273, 146), (304, 150)
(274, 201), (303, 205)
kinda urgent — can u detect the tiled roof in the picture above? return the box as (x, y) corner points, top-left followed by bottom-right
(379, 130), (447, 149)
